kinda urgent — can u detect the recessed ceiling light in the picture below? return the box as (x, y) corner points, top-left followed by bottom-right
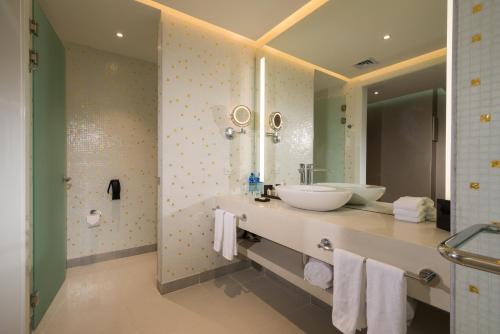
(383, 34), (391, 40)
(116, 32), (124, 38)
(374, 91), (379, 95)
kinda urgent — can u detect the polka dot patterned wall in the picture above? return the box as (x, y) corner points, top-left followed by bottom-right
(66, 43), (158, 260)
(159, 12), (255, 283)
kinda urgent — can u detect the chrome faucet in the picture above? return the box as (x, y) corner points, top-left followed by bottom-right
(299, 163), (327, 185)
(298, 163), (315, 185)
(305, 164), (314, 185)
(298, 164), (306, 185)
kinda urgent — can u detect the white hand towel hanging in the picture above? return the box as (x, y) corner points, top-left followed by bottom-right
(331, 249), (367, 334)
(366, 259), (407, 334)
(222, 211), (237, 261)
(213, 209), (224, 252)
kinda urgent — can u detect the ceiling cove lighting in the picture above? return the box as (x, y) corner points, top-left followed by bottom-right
(116, 32), (124, 38)
(259, 57), (266, 182)
(135, 0), (255, 46)
(136, 0), (348, 82)
(383, 34), (391, 40)
(135, 0), (446, 86)
(255, 0), (328, 47)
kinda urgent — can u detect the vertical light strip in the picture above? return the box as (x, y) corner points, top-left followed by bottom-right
(259, 56), (266, 182)
(445, 0), (454, 200)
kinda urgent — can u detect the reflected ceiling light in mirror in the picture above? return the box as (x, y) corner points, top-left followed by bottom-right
(116, 32), (124, 38)
(351, 48), (446, 83)
(383, 34), (391, 40)
(259, 56), (266, 182)
(262, 46), (349, 82)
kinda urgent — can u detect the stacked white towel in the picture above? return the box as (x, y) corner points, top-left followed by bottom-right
(393, 196), (434, 223)
(304, 258), (333, 290)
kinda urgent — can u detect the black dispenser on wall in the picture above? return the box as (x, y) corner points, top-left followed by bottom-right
(107, 179), (121, 200)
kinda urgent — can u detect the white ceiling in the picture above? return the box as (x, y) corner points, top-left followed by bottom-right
(367, 62), (446, 103)
(38, 0), (160, 63)
(38, 0), (447, 78)
(268, 0), (447, 78)
(152, 0), (309, 40)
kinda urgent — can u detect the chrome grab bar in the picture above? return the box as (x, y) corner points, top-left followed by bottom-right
(438, 223), (500, 275)
(212, 206), (247, 222)
(317, 238), (438, 285)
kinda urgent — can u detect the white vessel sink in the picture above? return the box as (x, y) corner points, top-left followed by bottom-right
(317, 183), (386, 205)
(276, 185), (352, 211)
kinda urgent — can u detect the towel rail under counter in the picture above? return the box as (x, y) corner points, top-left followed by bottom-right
(213, 206), (247, 222)
(317, 238), (438, 285)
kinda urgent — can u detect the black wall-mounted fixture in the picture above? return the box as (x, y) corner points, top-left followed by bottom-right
(436, 199), (450, 231)
(107, 179), (121, 200)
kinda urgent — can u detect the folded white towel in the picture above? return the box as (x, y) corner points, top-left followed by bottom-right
(222, 212), (237, 261)
(393, 196), (434, 211)
(332, 249), (367, 334)
(304, 258), (333, 290)
(213, 209), (224, 252)
(395, 214), (425, 223)
(426, 207), (437, 222)
(366, 259), (407, 334)
(393, 208), (425, 219)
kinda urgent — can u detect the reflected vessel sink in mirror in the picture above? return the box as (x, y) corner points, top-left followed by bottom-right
(317, 183), (386, 205)
(276, 185), (352, 212)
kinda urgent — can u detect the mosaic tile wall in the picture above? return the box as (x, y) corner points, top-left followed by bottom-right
(158, 12), (255, 283)
(260, 50), (314, 185)
(454, 1), (500, 333)
(66, 43), (158, 260)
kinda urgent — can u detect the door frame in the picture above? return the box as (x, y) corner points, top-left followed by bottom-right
(0, 0), (32, 333)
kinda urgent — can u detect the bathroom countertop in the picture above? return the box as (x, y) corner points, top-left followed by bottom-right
(218, 195), (449, 250)
(217, 194), (451, 311)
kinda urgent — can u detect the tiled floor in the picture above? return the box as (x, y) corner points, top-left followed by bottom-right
(35, 252), (449, 334)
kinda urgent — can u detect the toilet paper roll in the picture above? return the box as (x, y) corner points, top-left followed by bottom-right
(87, 210), (101, 228)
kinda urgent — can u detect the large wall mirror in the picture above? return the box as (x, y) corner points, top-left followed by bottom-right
(255, 0), (448, 212)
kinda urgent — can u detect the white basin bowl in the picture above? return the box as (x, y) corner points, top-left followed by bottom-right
(276, 185), (352, 211)
(317, 183), (386, 205)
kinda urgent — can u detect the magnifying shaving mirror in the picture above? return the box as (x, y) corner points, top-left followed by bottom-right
(266, 112), (283, 143)
(269, 112), (283, 131)
(225, 105), (252, 139)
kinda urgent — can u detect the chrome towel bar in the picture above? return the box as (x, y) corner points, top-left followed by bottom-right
(317, 238), (438, 285)
(438, 223), (500, 275)
(213, 206), (247, 222)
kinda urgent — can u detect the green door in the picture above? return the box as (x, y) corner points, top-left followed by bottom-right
(32, 0), (67, 328)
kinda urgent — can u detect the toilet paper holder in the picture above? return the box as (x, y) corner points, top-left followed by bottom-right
(90, 209), (101, 215)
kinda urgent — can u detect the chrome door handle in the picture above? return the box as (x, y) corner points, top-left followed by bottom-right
(438, 224), (500, 275)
